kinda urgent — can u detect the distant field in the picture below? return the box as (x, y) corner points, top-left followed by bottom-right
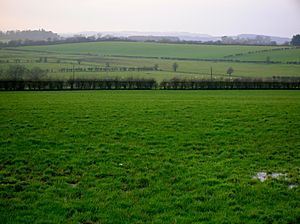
(0, 91), (300, 223)
(227, 47), (300, 63)
(18, 42), (281, 60)
(0, 42), (300, 81)
(0, 39), (10, 43)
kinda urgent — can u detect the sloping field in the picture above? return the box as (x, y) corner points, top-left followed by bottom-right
(226, 47), (300, 63)
(1, 43), (300, 81)
(18, 42), (280, 60)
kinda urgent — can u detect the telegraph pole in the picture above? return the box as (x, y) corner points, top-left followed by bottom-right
(71, 63), (75, 89)
(73, 64), (75, 81)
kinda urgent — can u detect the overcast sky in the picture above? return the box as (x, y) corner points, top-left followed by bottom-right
(1, 0), (299, 37)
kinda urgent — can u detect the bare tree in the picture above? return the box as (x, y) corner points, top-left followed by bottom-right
(27, 67), (48, 80)
(6, 65), (28, 80)
(227, 67), (234, 77)
(172, 62), (178, 72)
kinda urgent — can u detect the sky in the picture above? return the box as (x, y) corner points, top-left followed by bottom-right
(1, 0), (299, 37)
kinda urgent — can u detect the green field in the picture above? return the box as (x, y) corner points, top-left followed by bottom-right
(16, 42), (300, 62)
(226, 48), (300, 63)
(1, 42), (300, 81)
(18, 42), (281, 59)
(1, 91), (300, 223)
(1, 42), (300, 222)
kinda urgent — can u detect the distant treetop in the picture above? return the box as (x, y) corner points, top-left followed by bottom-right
(291, 34), (300, 46)
(0, 29), (60, 41)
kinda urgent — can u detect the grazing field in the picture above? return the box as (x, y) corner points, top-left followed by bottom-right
(0, 91), (300, 223)
(1, 43), (300, 81)
(226, 47), (300, 63)
(18, 42), (280, 59)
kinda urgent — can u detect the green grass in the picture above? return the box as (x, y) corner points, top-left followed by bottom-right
(47, 62), (300, 82)
(18, 42), (281, 59)
(227, 48), (300, 63)
(16, 42), (300, 63)
(1, 91), (300, 223)
(1, 50), (300, 81)
(1, 42), (300, 81)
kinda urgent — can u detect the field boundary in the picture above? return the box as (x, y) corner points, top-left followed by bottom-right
(1, 79), (300, 91)
(4, 47), (300, 65)
(109, 54), (300, 65)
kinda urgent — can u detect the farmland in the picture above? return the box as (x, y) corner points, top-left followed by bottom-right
(0, 41), (300, 223)
(1, 91), (300, 223)
(18, 42), (281, 59)
(0, 42), (300, 82)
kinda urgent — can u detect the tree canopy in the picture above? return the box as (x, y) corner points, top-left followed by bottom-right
(227, 67), (234, 76)
(291, 34), (300, 46)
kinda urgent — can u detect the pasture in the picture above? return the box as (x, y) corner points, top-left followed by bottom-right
(0, 41), (300, 223)
(0, 42), (300, 82)
(0, 91), (300, 223)
(17, 42), (280, 59)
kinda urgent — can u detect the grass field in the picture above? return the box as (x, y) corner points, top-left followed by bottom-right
(226, 47), (300, 63)
(1, 91), (300, 223)
(1, 42), (300, 81)
(1, 42), (300, 223)
(18, 42), (281, 59)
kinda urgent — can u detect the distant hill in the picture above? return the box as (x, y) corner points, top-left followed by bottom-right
(0, 29), (291, 45)
(0, 29), (60, 41)
(237, 34), (290, 45)
(60, 31), (290, 44)
(128, 36), (180, 42)
(60, 31), (221, 42)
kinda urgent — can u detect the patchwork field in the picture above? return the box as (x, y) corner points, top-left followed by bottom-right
(0, 91), (300, 223)
(0, 42), (299, 81)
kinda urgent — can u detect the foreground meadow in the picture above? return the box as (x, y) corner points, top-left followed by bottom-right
(0, 91), (300, 223)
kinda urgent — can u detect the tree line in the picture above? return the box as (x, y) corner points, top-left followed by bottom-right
(0, 78), (157, 91)
(0, 77), (299, 91)
(1, 65), (299, 90)
(0, 29), (59, 41)
(0, 65), (47, 81)
(0, 35), (133, 48)
(159, 77), (300, 90)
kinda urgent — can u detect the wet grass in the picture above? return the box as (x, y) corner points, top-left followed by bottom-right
(0, 91), (300, 223)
